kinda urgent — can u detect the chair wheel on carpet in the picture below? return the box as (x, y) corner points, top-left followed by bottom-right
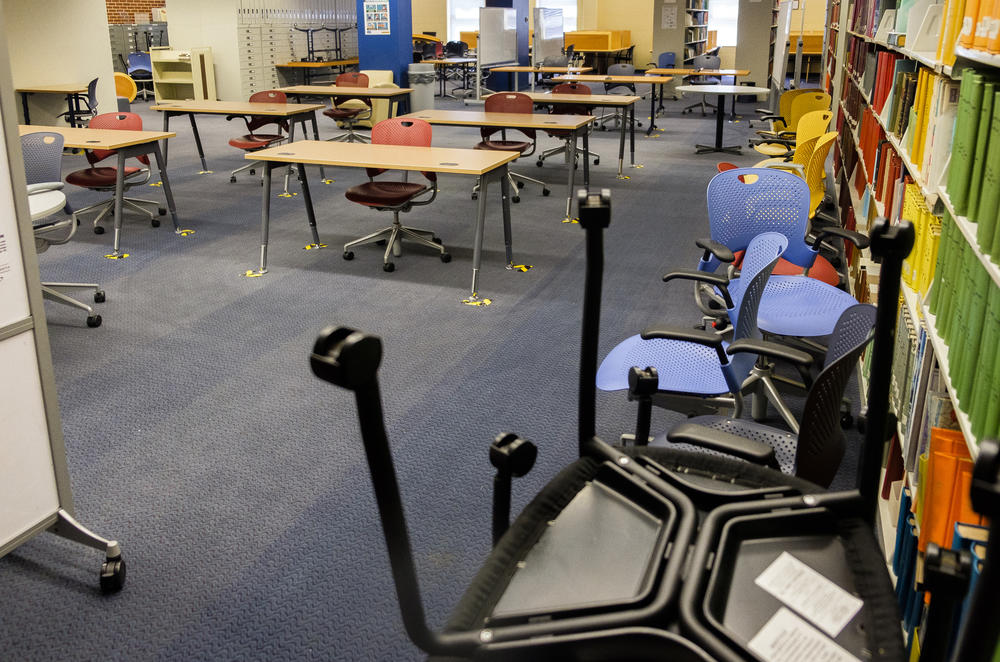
(151, 219), (160, 228)
(249, 168), (256, 175)
(230, 176), (237, 183)
(383, 262), (395, 272)
(158, 207), (166, 216)
(94, 226), (104, 234)
(594, 158), (600, 165)
(440, 252), (451, 263)
(536, 159), (543, 167)
(516, 181), (524, 189)
(86, 314), (102, 328)
(542, 188), (551, 196)
(512, 195), (520, 203)
(471, 192), (478, 200)
(343, 251), (354, 260)
(94, 290), (106, 303)
(99, 556), (125, 593)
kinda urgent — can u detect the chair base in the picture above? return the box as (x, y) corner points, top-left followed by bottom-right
(328, 130), (371, 144)
(682, 96), (717, 116)
(537, 141), (600, 167)
(473, 170), (551, 203)
(41, 283), (104, 327)
(343, 211), (449, 272)
(596, 108), (642, 130)
(75, 196), (165, 234)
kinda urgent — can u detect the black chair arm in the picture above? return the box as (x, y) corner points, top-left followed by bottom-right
(667, 422), (780, 468)
(811, 226), (870, 250)
(759, 114), (785, 124)
(695, 238), (735, 264)
(225, 114), (254, 133)
(662, 268), (733, 308)
(726, 338), (814, 366)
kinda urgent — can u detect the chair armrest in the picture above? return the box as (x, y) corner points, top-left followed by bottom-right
(695, 238), (735, 264)
(763, 162), (805, 175)
(811, 226), (870, 250)
(726, 338), (813, 366)
(640, 325), (727, 364)
(661, 268), (733, 308)
(27, 182), (64, 194)
(759, 114), (785, 124)
(752, 137), (795, 148)
(667, 422), (779, 468)
(225, 114), (253, 133)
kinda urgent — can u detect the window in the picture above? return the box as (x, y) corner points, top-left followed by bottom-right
(708, 0), (739, 47)
(537, 0), (578, 32)
(449, 0), (485, 43)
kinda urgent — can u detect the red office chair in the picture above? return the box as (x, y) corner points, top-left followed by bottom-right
(473, 92), (550, 203)
(324, 72), (371, 143)
(227, 90), (290, 183)
(342, 118), (450, 272)
(65, 111), (165, 236)
(536, 82), (600, 168)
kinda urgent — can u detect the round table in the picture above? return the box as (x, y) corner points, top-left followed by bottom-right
(674, 85), (770, 155)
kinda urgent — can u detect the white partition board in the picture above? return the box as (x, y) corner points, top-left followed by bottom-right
(0, 117), (29, 327)
(479, 7), (518, 67)
(533, 7), (564, 64)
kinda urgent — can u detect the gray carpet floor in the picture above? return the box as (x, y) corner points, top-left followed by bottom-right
(2, 88), (859, 660)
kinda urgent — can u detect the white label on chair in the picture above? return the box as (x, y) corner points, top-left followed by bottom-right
(748, 608), (860, 662)
(753, 552), (864, 637)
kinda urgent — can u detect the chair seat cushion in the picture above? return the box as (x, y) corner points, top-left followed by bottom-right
(754, 141), (793, 157)
(475, 140), (531, 154)
(732, 251), (840, 286)
(229, 134), (283, 150)
(345, 181), (427, 207)
(657, 415), (799, 475)
(755, 275), (858, 337)
(66, 166), (143, 188)
(323, 107), (364, 120)
(597, 334), (731, 396)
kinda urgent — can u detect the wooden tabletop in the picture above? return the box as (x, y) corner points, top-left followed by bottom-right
(489, 65), (593, 73)
(16, 83), (89, 94)
(490, 91), (641, 106)
(674, 84), (770, 95)
(553, 74), (674, 84)
(646, 68), (751, 76)
(570, 47), (631, 53)
(275, 58), (359, 68)
(245, 140), (519, 176)
(421, 58), (477, 65)
(276, 85), (413, 97)
(399, 109), (593, 130)
(150, 100), (326, 115)
(19, 125), (174, 150)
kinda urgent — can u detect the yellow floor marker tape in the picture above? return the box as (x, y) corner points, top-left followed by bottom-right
(278, 191), (297, 198)
(508, 263), (532, 272)
(562, 217), (579, 224)
(303, 243), (327, 250)
(104, 253), (129, 260)
(149, 181), (163, 187)
(322, 179), (335, 184)
(198, 170), (213, 174)
(178, 229), (195, 236)
(462, 297), (493, 306)
(244, 270), (264, 278)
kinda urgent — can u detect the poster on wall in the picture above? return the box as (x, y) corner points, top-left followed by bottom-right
(363, 1), (390, 35)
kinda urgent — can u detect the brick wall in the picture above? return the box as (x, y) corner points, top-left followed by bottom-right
(106, 0), (166, 24)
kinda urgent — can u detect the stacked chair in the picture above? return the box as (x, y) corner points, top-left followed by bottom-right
(310, 185), (921, 661)
(751, 91), (832, 156)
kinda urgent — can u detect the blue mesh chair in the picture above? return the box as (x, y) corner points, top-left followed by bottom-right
(663, 304), (876, 487)
(597, 232), (794, 434)
(681, 54), (721, 116)
(127, 52), (153, 101)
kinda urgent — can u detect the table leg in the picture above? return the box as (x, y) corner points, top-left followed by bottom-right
(465, 170), (492, 304)
(500, 167), (514, 267)
(161, 111), (171, 167)
(565, 129), (578, 221)
(253, 162), (272, 275)
(582, 129), (590, 186)
(646, 86), (657, 136)
(150, 144), (182, 235)
(21, 92), (30, 125)
(694, 93), (742, 154)
(617, 105), (628, 180)
(298, 162), (324, 249)
(109, 152), (126, 257)
(188, 113), (210, 172)
(513, 73), (519, 92)
(309, 112), (329, 183)
(629, 104), (637, 166)
(281, 123), (295, 196)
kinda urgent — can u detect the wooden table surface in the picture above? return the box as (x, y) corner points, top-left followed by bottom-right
(245, 140), (519, 176)
(489, 65), (593, 73)
(275, 58), (359, 68)
(400, 109), (593, 130)
(499, 91), (641, 106)
(674, 85), (770, 95)
(275, 85), (413, 97)
(19, 125), (174, 150)
(150, 100), (326, 115)
(646, 68), (751, 76)
(15, 83), (89, 94)
(553, 74), (674, 84)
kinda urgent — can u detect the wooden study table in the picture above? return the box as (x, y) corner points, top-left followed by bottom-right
(275, 58), (360, 84)
(487, 65), (593, 91)
(399, 108), (593, 221)
(674, 84), (770, 154)
(19, 125), (185, 258)
(244, 141), (519, 305)
(276, 84), (414, 116)
(571, 47), (631, 74)
(552, 74), (673, 136)
(16, 83), (89, 127)
(494, 91), (641, 180)
(421, 58), (478, 98)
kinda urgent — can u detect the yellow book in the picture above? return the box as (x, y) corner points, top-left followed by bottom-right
(913, 71), (931, 165)
(974, 0), (996, 49)
(961, 0), (983, 47)
(945, 0), (970, 63)
(989, 0), (1000, 52)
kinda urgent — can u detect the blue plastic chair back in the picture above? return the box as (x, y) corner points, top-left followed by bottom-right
(21, 132), (64, 185)
(658, 52), (676, 68)
(703, 167), (816, 273)
(127, 52), (152, 77)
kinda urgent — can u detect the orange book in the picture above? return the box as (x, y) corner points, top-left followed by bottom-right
(945, 463), (983, 548)
(973, 0), (995, 49)
(916, 428), (971, 553)
(961, 0), (983, 47)
(989, 0), (1000, 52)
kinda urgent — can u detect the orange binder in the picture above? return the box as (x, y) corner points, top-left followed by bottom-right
(916, 428), (977, 552)
(989, 0), (1000, 52)
(961, 0), (983, 47)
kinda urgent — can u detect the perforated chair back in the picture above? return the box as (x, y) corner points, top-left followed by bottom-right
(84, 77), (99, 111)
(334, 72), (371, 107)
(605, 63), (636, 95)
(795, 304), (876, 485)
(127, 51), (152, 77)
(550, 82), (592, 117)
(795, 110), (833, 146)
(22, 132), (64, 185)
(114, 73), (138, 103)
(689, 54), (721, 86)
(481, 92), (535, 142)
(369, 118), (435, 183)
(786, 92), (831, 133)
(657, 52), (676, 68)
(445, 40), (468, 57)
(85, 112), (149, 165)
(804, 132), (837, 214)
(246, 90), (290, 134)
(705, 167), (815, 271)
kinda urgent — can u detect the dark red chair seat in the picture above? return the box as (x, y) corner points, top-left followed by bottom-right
(732, 250), (841, 286)
(65, 166), (144, 188)
(324, 107), (365, 120)
(475, 140), (531, 154)
(228, 134), (284, 150)
(345, 181), (428, 207)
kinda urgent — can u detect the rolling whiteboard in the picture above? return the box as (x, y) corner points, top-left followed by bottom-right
(479, 7), (518, 67)
(533, 7), (564, 64)
(770, 0), (793, 88)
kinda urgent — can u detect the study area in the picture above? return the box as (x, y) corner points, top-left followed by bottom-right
(2, 0), (1000, 660)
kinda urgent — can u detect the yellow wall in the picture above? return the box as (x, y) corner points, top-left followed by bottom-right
(413, 0), (447, 40)
(788, 0), (827, 32)
(596, 0), (654, 66)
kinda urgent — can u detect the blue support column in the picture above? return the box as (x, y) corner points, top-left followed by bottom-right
(485, 0), (528, 90)
(356, 0), (414, 86)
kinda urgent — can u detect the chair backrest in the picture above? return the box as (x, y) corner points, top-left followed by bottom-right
(85, 77), (99, 110)
(334, 72), (372, 108)
(772, 88), (812, 131)
(605, 63), (636, 94)
(795, 304), (877, 486)
(705, 167), (816, 270)
(786, 110), (833, 169)
(787, 92), (831, 133)
(370, 118), (435, 183)
(85, 112), (148, 165)
(482, 92), (535, 141)
(21, 132), (64, 185)
(691, 54), (721, 70)
(434, 42), (444, 58)
(658, 52), (676, 68)
(541, 54), (569, 67)
(804, 132), (837, 213)
(247, 90), (290, 134)
(445, 40), (468, 57)
(127, 51), (152, 74)
(114, 72), (138, 102)
(550, 82), (592, 116)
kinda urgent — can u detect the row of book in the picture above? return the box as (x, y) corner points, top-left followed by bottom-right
(901, 181), (942, 296)
(953, 0), (1000, 56)
(927, 212), (1000, 441)
(946, 68), (1000, 264)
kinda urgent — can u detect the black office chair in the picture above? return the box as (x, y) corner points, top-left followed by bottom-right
(615, 44), (635, 64)
(57, 77), (98, 126)
(444, 40), (468, 57)
(682, 54), (721, 116)
(597, 64), (644, 130)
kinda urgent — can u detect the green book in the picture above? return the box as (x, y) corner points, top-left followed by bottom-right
(929, 211), (956, 316)
(992, 193), (1000, 264)
(937, 221), (963, 338)
(957, 265), (990, 403)
(969, 286), (1000, 436)
(948, 70), (985, 216)
(977, 90), (1000, 252)
(967, 83), (995, 222)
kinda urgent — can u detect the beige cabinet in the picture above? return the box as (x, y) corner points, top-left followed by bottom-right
(150, 47), (217, 101)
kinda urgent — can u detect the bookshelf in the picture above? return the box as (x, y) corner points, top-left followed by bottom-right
(150, 47), (217, 102)
(684, 0), (710, 64)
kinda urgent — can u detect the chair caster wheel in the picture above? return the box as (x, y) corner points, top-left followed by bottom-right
(100, 556), (125, 593)
(512, 196), (520, 203)
(536, 160), (543, 167)
(375, 239), (387, 246)
(542, 188), (551, 196)
(840, 411), (854, 429)
(343, 251), (354, 260)
(230, 176), (237, 183)
(383, 262), (395, 272)
(440, 252), (451, 263)
(151, 219), (160, 228)
(94, 226), (105, 235)
(637, 122), (643, 128)
(594, 158), (600, 165)
(94, 290), (106, 303)
(86, 314), (102, 328)
(471, 192), (478, 200)
(158, 208), (166, 216)
(249, 168), (256, 175)
(431, 237), (442, 244)
(516, 181), (525, 189)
